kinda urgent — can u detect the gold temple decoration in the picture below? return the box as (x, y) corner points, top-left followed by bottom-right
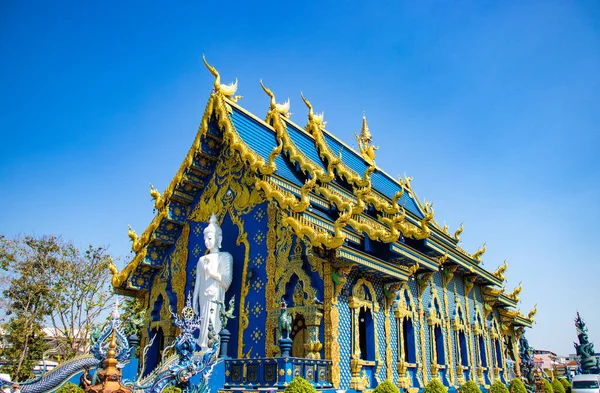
(260, 80), (291, 118)
(472, 242), (486, 264)
(508, 282), (523, 302)
(127, 225), (141, 253)
(202, 55), (241, 101)
(454, 222), (464, 242)
(527, 304), (538, 322)
(86, 328), (131, 393)
(355, 112), (378, 164)
(149, 183), (162, 209)
(493, 260), (508, 282)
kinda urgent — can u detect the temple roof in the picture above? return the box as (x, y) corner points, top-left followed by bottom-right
(110, 61), (532, 329)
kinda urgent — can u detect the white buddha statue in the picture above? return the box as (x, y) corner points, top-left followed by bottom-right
(192, 213), (233, 351)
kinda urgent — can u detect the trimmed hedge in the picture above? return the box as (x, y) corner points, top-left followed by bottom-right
(544, 379), (554, 393)
(162, 387), (183, 393)
(509, 378), (528, 393)
(423, 378), (448, 393)
(552, 379), (566, 393)
(56, 383), (84, 393)
(460, 380), (482, 393)
(284, 377), (317, 393)
(559, 378), (571, 393)
(374, 380), (400, 393)
(490, 381), (510, 393)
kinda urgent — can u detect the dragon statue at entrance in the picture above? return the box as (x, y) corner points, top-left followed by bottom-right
(128, 296), (220, 393)
(574, 312), (600, 374)
(0, 302), (132, 393)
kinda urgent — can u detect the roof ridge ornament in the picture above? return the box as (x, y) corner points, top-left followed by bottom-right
(354, 112), (378, 165)
(493, 260), (508, 281)
(472, 242), (487, 264)
(454, 222), (464, 242)
(202, 55), (241, 102)
(507, 281), (522, 302)
(301, 92), (326, 130)
(259, 80), (291, 118)
(527, 304), (537, 322)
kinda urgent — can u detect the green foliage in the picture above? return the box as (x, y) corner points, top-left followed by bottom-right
(423, 378), (448, 393)
(374, 380), (400, 393)
(490, 381), (509, 393)
(284, 377), (317, 393)
(544, 379), (554, 393)
(162, 386), (182, 393)
(0, 315), (48, 381)
(552, 379), (566, 393)
(56, 382), (84, 393)
(0, 234), (114, 378)
(460, 380), (482, 393)
(509, 378), (528, 393)
(559, 378), (571, 393)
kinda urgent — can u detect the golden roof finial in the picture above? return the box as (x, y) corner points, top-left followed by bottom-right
(360, 110), (372, 142)
(355, 110), (377, 164)
(202, 55), (241, 101)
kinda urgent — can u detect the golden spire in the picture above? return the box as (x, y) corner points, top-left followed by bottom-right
(355, 110), (377, 164)
(360, 110), (372, 142)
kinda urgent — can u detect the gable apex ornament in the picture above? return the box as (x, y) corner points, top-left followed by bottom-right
(202, 55), (242, 102)
(355, 111), (378, 164)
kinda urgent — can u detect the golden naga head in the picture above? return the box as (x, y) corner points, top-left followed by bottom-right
(454, 222), (464, 241)
(493, 260), (508, 281)
(472, 242), (486, 263)
(259, 79), (290, 117)
(202, 55), (240, 100)
(127, 225), (138, 243)
(301, 92), (326, 130)
(508, 281), (523, 301)
(528, 304), (538, 321)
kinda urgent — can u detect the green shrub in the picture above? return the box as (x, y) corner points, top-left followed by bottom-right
(460, 380), (482, 393)
(559, 378), (571, 393)
(509, 378), (527, 393)
(423, 378), (448, 393)
(163, 386), (182, 393)
(374, 380), (400, 393)
(56, 383), (84, 393)
(544, 379), (554, 393)
(490, 381), (510, 393)
(284, 377), (317, 393)
(552, 379), (566, 393)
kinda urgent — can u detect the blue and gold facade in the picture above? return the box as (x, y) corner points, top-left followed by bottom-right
(111, 60), (535, 391)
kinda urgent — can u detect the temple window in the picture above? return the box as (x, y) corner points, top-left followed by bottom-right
(402, 317), (416, 363)
(396, 288), (417, 364)
(359, 307), (375, 360)
(428, 296), (445, 367)
(349, 279), (379, 363)
(434, 325), (445, 364)
(458, 331), (469, 366)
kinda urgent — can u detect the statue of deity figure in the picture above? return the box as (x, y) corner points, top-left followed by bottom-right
(192, 213), (233, 351)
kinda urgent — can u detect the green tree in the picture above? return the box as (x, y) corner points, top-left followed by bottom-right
(284, 377), (317, 393)
(490, 380), (510, 393)
(0, 235), (60, 380)
(459, 380), (482, 393)
(56, 382), (84, 393)
(374, 380), (400, 393)
(0, 235), (115, 378)
(544, 379), (554, 393)
(552, 379), (566, 393)
(423, 378), (448, 393)
(508, 378), (527, 393)
(48, 243), (114, 359)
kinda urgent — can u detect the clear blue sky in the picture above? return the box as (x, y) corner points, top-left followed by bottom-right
(1, 1), (599, 356)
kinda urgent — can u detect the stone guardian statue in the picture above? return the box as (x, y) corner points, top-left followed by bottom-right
(192, 213), (233, 351)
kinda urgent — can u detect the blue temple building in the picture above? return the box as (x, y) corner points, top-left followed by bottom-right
(111, 59), (535, 392)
